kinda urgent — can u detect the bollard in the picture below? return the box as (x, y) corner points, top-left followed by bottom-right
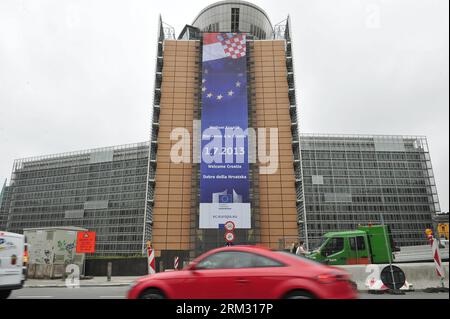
(62, 262), (68, 281)
(107, 262), (112, 282)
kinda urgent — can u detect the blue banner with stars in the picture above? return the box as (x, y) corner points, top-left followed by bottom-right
(199, 33), (251, 229)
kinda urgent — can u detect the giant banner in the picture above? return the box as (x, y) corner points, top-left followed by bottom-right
(199, 33), (251, 229)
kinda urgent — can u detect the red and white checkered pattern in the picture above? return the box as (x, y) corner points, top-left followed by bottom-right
(220, 35), (246, 59)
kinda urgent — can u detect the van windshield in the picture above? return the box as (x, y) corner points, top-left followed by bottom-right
(322, 237), (345, 256)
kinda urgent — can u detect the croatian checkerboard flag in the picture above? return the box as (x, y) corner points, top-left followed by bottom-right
(203, 33), (246, 61)
(201, 33), (247, 104)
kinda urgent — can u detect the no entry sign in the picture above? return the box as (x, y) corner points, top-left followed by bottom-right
(76, 231), (96, 253)
(224, 221), (236, 232)
(225, 231), (235, 243)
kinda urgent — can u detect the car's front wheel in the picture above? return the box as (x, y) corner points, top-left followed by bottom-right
(283, 290), (315, 299)
(139, 288), (165, 299)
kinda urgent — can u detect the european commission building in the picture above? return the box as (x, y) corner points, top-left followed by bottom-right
(0, 1), (441, 265)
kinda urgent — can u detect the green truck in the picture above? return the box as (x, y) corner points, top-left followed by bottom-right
(307, 225), (399, 265)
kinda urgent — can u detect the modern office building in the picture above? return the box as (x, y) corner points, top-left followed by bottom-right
(0, 181), (11, 230)
(0, 1), (442, 265)
(2, 142), (149, 256)
(299, 134), (440, 247)
(145, 0), (302, 265)
(145, 1), (442, 265)
(1, 133), (441, 257)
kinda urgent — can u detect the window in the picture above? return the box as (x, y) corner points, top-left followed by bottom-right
(231, 8), (240, 33)
(196, 251), (284, 270)
(349, 236), (366, 251)
(252, 254), (284, 268)
(322, 237), (344, 256)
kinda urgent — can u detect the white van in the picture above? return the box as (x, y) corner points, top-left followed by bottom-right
(0, 231), (28, 299)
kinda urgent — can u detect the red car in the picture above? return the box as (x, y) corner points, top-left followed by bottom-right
(127, 246), (358, 299)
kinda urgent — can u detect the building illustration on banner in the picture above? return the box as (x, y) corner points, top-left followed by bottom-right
(213, 190), (243, 204)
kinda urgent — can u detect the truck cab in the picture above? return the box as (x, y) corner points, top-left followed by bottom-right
(307, 230), (371, 265)
(307, 225), (395, 265)
(0, 231), (28, 299)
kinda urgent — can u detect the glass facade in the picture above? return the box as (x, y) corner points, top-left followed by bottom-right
(0, 184), (11, 230)
(299, 134), (440, 248)
(192, 0), (273, 39)
(4, 142), (150, 256)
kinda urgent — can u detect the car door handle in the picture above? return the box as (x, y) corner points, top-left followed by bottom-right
(236, 279), (249, 284)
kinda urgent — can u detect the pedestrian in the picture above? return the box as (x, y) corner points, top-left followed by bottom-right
(296, 241), (308, 256)
(290, 242), (298, 254)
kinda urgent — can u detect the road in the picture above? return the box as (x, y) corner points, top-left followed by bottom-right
(8, 287), (450, 299)
(359, 292), (449, 299)
(10, 287), (128, 299)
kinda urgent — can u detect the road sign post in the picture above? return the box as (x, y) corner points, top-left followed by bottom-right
(224, 221), (236, 232)
(379, 214), (403, 294)
(225, 231), (235, 243)
(224, 221), (236, 246)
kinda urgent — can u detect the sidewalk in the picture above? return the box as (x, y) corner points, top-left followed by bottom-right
(24, 276), (143, 288)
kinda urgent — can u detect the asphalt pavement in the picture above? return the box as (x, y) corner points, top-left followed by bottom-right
(10, 286), (128, 299)
(360, 291), (449, 299)
(7, 287), (450, 299)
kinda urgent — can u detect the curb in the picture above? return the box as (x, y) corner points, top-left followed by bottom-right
(24, 283), (132, 288)
(360, 289), (449, 293)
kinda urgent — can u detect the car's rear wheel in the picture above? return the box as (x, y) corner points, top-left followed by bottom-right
(0, 290), (12, 299)
(139, 288), (165, 299)
(283, 290), (315, 299)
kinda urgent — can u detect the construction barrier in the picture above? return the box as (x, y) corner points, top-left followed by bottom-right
(364, 264), (413, 291)
(337, 262), (449, 291)
(147, 243), (156, 275)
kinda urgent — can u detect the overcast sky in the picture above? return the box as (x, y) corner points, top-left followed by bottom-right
(0, 0), (448, 210)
